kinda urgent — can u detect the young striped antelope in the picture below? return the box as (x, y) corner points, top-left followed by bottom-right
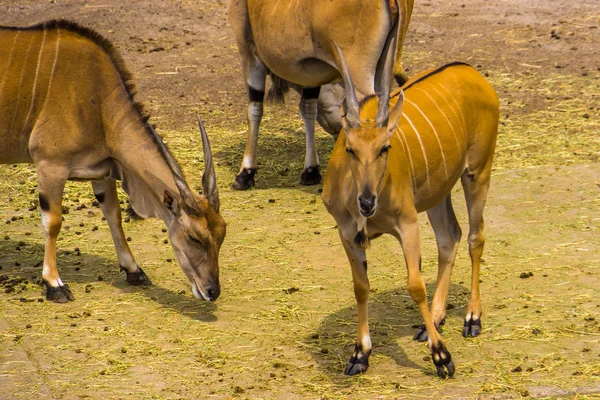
(0, 21), (226, 303)
(322, 45), (499, 377)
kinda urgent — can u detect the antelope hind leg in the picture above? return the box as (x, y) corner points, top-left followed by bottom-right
(299, 86), (321, 186)
(460, 170), (491, 338)
(414, 195), (462, 342)
(398, 217), (455, 378)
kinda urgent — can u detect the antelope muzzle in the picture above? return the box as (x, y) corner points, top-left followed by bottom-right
(358, 193), (377, 217)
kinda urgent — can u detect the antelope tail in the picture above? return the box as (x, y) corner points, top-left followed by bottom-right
(266, 73), (290, 104)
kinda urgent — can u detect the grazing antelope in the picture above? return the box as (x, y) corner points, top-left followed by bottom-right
(322, 44), (499, 377)
(228, 0), (414, 190)
(0, 20), (226, 303)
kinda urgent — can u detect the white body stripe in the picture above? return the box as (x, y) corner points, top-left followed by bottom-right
(414, 87), (461, 156)
(428, 85), (466, 140)
(22, 28), (47, 134)
(41, 29), (61, 113)
(406, 98), (448, 178)
(0, 32), (20, 101)
(402, 112), (431, 191)
(8, 35), (35, 137)
(435, 83), (468, 134)
(395, 126), (417, 189)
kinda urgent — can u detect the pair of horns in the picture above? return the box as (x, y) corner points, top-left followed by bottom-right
(148, 114), (220, 215)
(334, 25), (397, 129)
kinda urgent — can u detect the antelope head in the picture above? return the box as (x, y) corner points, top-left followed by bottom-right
(151, 116), (226, 301)
(334, 43), (404, 218)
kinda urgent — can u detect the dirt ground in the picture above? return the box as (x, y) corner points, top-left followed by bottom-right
(1, 0), (599, 399)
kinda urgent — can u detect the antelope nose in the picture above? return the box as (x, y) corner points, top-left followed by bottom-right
(206, 285), (220, 301)
(358, 195), (377, 217)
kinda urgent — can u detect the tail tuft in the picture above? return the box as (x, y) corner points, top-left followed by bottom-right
(266, 74), (290, 104)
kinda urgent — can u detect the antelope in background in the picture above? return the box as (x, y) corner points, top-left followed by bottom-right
(228, 0), (414, 190)
(322, 43), (499, 377)
(0, 20), (226, 303)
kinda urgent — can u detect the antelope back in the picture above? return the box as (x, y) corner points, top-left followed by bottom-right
(326, 63), (499, 213)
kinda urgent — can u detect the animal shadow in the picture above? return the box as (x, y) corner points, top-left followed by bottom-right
(305, 283), (468, 379)
(0, 239), (216, 321)
(215, 123), (336, 191)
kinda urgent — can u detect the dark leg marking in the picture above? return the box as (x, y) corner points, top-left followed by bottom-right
(120, 265), (152, 286)
(300, 165), (321, 186)
(248, 87), (265, 103)
(344, 343), (371, 376)
(301, 86), (321, 100)
(38, 195), (50, 212)
(353, 229), (369, 248)
(363, 261), (367, 271)
(431, 342), (455, 379)
(232, 168), (257, 191)
(44, 281), (75, 303)
(467, 173), (475, 182)
(94, 192), (105, 204)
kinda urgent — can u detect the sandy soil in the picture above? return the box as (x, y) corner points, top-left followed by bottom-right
(0, 0), (599, 399)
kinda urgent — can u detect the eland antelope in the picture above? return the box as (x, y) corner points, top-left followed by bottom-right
(228, 0), (414, 189)
(321, 45), (499, 377)
(0, 20), (226, 303)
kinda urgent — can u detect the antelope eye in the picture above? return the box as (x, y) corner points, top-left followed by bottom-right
(189, 236), (201, 245)
(345, 147), (355, 155)
(380, 144), (391, 156)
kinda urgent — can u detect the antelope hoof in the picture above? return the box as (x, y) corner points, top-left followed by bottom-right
(121, 265), (152, 286)
(300, 166), (321, 186)
(431, 342), (454, 379)
(232, 168), (256, 190)
(463, 317), (482, 338)
(344, 343), (370, 376)
(413, 318), (445, 342)
(45, 282), (75, 303)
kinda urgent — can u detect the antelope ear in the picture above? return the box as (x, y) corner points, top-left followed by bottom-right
(387, 90), (405, 137)
(163, 190), (179, 216)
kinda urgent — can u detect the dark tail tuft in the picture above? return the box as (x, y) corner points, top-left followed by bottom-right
(125, 202), (143, 220)
(266, 74), (290, 104)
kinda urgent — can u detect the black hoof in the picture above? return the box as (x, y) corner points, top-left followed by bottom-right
(300, 166), (321, 186)
(463, 317), (482, 338)
(344, 343), (371, 376)
(121, 265), (152, 286)
(431, 342), (454, 379)
(45, 282), (75, 303)
(232, 168), (256, 190)
(413, 319), (445, 342)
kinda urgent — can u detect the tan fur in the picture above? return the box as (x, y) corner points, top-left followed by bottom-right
(0, 21), (225, 302)
(322, 62), (499, 377)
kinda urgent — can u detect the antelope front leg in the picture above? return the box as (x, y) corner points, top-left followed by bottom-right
(398, 218), (455, 378)
(340, 232), (371, 375)
(91, 179), (151, 286)
(36, 163), (74, 303)
(299, 86), (321, 185)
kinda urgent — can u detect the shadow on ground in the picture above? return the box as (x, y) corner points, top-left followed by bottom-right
(0, 239), (217, 321)
(305, 284), (470, 379)
(214, 123), (337, 191)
